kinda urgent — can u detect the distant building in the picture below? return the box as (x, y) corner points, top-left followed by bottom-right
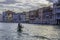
(23, 7), (53, 24)
(19, 13), (26, 23)
(0, 14), (3, 22)
(42, 7), (55, 24)
(3, 10), (26, 23)
(13, 13), (19, 22)
(38, 8), (43, 24)
(2, 3), (60, 24)
(53, 0), (60, 24)
(3, 10), (14, 22)
(29, 10), (37, 23)
(28, 7), (55, 24)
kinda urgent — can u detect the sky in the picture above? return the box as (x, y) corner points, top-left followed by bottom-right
(0, 0), (58, 13)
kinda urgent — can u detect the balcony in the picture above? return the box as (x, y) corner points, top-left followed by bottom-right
(56, 15), (60, 19)
(55, 10), (60, 13)
(56, 17), (60, 19)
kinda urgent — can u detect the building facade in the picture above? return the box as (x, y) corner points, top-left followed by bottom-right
(0, 14), (3, 22)
(53, 0), (60, 24)
(3, 10), (13, 22)
(13, 13), (19, 22)
(28, 7), (56, 24)
(19, 13), (26, 23)
(42, 7), (56, 24)
(2, 3), (60, 24)
(3, 10), (26, 23)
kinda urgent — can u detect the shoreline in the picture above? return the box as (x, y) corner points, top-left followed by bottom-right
(0, 21), (59, 25)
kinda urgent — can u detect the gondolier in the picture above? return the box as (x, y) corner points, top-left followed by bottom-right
(17, 23), (23, 32)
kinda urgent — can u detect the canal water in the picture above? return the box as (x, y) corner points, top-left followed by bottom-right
(0, 23), (60, 40)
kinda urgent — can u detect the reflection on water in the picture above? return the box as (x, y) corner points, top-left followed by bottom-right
(0, 23), (60, 40)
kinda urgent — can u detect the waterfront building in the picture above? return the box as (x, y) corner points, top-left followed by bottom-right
(26, 7), (54, 24)
(25, 12), (30, 23)
(12, 12), (26, 23)
(28, 7), (55, 24)
(38, 8), (43, 24)
(42, 7), (55, 24)
(19, 13), (26, 23)
(53, 0), (60, 24)
(2, 3), (60, 24)
(3, 10), (14, 22)
(0, 14), (3, 22)
(3, 10), (26, 23)
(13, 13), (19, 22)
(33, 9), (41, 24)
(29, 10), (37, 23)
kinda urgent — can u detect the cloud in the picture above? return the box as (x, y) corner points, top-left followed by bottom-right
(0, 0), (53, 13)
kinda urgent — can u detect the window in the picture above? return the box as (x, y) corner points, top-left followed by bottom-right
(50, 16), (52, 19)
(56, 4), (60, 6)
(29, 15), (35, 20)
(56, 13), (60, 17)
(57, 7), (60, 9)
